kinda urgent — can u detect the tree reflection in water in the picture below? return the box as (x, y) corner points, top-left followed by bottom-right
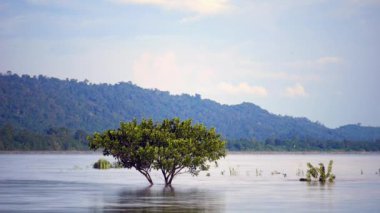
(103, 185), (224, 212)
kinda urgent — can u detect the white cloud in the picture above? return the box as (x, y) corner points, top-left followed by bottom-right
(26, 0), (74, 6)
(218, 82), (268, 97)
(249, 70), (320, 82)
(316, 56), (343, 65)
(285, 83), (308, 97)
(132, 52), (187, 94)
(179, 14), (203, 23)
(112, 0), (232, 15)
(286, 56), (343, 70)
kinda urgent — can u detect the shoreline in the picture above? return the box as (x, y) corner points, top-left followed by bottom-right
(226, 151), (380, 155)
(0, 150), (102, 154)
(0, 150), (379, 155)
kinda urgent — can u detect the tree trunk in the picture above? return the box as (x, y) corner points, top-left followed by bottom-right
(166, 169), (175, 186)
(164, 167), (184, 186)
(146, 174), (153, 185)
(137, 169), (153, 185)
(162, 170), (168, 184)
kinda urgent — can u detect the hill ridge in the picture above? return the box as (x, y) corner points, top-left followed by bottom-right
(1, 72), (380, 143)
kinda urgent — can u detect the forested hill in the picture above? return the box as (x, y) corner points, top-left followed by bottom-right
(1, 73), (380, 151)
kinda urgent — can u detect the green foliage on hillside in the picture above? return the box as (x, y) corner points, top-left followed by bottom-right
(1, 72), (380, 151)
(226, 138), (380, 152)
(0, 73), (343, 140)
(0, 123), (88, 150)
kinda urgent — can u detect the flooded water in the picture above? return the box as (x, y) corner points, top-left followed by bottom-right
(0, 153), (379, 212)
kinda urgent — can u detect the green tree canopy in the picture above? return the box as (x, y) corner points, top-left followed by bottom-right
(88, 118), (226, 185)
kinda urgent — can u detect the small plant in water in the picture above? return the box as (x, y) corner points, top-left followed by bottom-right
(255, 168), (262, 176)
(271, 170), (281, 175)
(296, 168), (304, 177)
(93, 158), (112, 169)
(229, 167), (238, 176)
(301, 160), (335, 183)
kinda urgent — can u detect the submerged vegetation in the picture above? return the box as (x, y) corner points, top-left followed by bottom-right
(88, 118), (226, 186)
(93, 159), (112, 169)
(92, 159), (123, 169)
(301, 160), (336, 183)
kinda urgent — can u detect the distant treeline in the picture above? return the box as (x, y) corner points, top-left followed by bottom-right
(0, 124), (88, 151)
(1, 124), (380, 151)
(227, 138), (380, 152)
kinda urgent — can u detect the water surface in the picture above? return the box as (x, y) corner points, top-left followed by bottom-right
(0, 153), (379, 212)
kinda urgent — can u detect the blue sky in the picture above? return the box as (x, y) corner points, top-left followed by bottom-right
(0, 0), (379, 128)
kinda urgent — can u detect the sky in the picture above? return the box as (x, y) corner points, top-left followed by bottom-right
(0, 0), (379, 128)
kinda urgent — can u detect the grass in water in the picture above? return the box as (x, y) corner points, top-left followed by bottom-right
(93, 158), (112, 169)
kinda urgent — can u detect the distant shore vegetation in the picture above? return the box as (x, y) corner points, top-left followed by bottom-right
(1, 123), (380, 151)
(226, 138), (380, 152)
(0, 124), (88, 151)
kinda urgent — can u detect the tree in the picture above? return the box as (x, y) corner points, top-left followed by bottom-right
(88, 118), (226, 186)
(89, 119), (156, 185)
